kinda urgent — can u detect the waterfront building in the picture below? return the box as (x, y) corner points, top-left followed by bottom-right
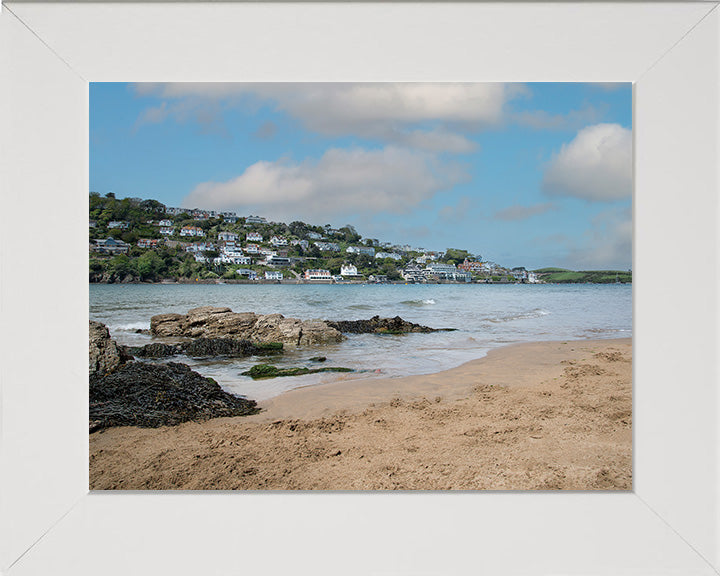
(236, 269), (257, 280)
(304, 269), (332, 280)
(401, 263), (426, 283)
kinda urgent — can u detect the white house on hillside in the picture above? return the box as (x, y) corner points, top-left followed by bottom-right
(180, 226), (205, 237)
(246, 232), (263, 242)
(218, 231), (238, 242)
(346, 246), (375, 256)
(375, 251), (402, 261)
(340, 264), (359, 277)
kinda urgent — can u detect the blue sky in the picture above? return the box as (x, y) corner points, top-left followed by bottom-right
(90, 82), (632, 270)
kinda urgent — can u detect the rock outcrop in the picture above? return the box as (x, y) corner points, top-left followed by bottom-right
(129, 338), (283, 359)
(327, 315), (454, 334)
(89, 361), (259, 431)
(150, 307), (343, 346)
(89, 320), (131, 376)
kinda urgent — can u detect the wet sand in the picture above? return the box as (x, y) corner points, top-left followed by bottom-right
(90, 338), (632, 490)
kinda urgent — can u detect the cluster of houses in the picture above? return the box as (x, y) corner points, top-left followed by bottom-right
(183, 231), (294, 271)
(395, 259), (538, 284)
(164, 207), (241, 223)
(91, 203), (542, 283)
(400, 262), (472, 283)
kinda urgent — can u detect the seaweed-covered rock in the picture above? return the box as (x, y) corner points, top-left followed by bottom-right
(129, 338), (284, 359)
(241, 363), (353, 379)
(327, 315), (453, 334)
(89, 361), (258, 431)
(129, 342), (184, 358)
(183, 338), (280, 357)
(149, 307), (343, 346)
(89, 320), (131, 376)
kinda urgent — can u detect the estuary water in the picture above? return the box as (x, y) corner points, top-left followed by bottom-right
(90, 283), (632, 402)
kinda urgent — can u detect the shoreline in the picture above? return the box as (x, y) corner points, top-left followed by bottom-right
(90, 337), (632, 490)
(250, 337), (631, 421)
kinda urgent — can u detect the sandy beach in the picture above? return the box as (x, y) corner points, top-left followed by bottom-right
(90, 337), (632, 490)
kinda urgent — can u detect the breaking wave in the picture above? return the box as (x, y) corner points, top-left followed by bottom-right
(111, 322), (150, 332)
(400, 299), (436, 306)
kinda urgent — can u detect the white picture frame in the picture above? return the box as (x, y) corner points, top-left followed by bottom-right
(1, 2), (718, 575)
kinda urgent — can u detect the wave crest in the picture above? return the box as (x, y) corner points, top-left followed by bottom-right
(401, 299), (436, 307)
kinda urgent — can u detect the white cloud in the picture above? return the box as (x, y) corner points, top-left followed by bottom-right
(542, 123), (632, 201)
(132, 83), (523, 152)
(184, 146), (467, 223)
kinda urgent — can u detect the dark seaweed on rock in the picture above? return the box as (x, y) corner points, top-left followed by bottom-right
(242, 364), (353, 379)
(129, 343), (184, 358)
(129, 338), (283, 359)
(89, 362), (259, 431)
(327, 315), (455, 334)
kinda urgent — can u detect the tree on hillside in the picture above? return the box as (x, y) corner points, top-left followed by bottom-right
(109, 254), (133, 277)
(140, 199), (166, 215)
(338, 225), (361, 243)
(136, 250), (166, 281)
(289, 221), (308, 238)
(442, 248), (475, 265)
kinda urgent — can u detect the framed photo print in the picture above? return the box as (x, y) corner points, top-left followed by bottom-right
(1, 2), (718, 574)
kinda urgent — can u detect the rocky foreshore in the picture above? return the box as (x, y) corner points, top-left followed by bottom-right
(89, 321), (132, 375)
(89, 320), (259, 432)
(151, 306), (343, 346)
(90, 362), (258, 432)
(150, 307), (450, 343)
(327, 315), (454, 334)
(88, 310), (455, 433)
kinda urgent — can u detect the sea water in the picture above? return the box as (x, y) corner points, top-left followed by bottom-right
(90, 283), (632, 401)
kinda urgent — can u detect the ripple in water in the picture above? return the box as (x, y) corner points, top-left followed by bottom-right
(400, 299), (436, 306)
(483, 308), (550, 323)
(347, 304), (374, 310)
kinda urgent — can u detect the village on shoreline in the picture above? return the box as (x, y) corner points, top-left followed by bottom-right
(89, 193), (633, 285)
